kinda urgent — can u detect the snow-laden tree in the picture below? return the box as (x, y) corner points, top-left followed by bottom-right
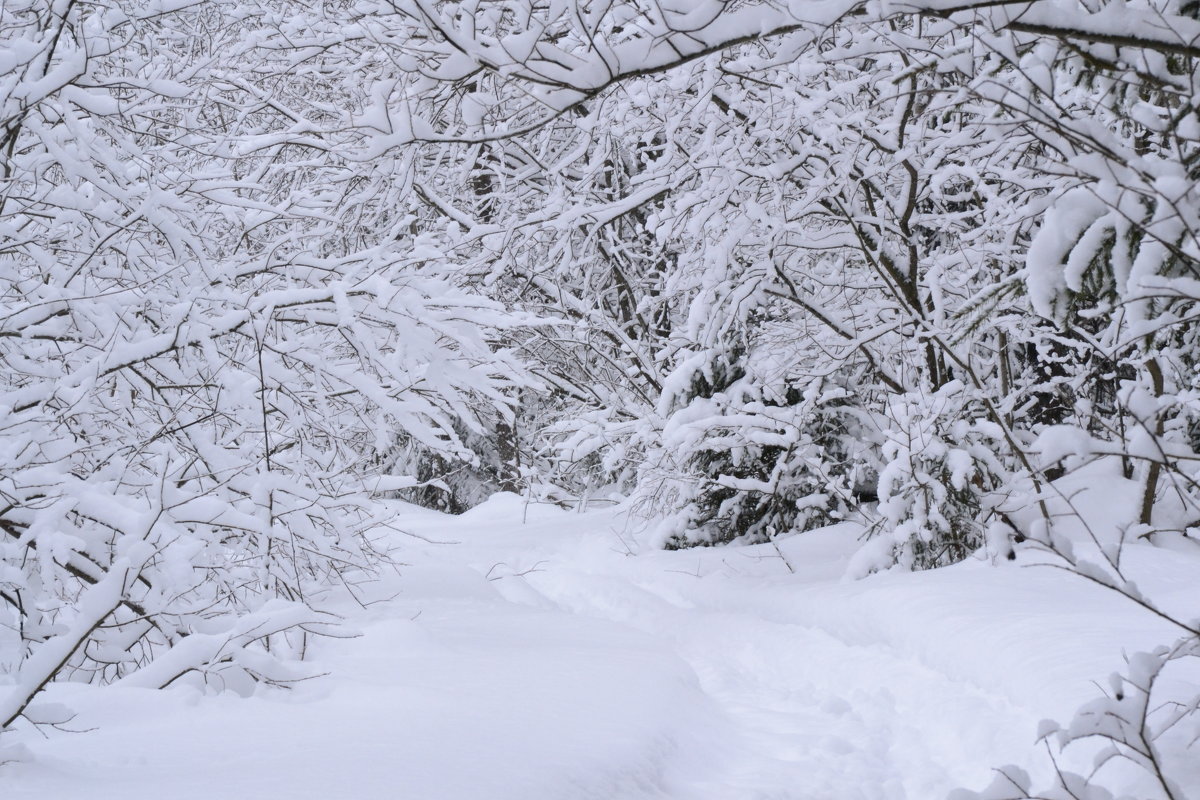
(369, 0), (1200, 557)
(996, 20), (1200, 533)
(359, 3), (1055, 558)
(1, 0), (525, 732)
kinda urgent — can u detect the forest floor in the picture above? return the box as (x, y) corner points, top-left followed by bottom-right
(4, 470), (1199, 799)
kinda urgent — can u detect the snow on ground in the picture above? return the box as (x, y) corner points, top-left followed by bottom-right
(3, 481), (1198, 799)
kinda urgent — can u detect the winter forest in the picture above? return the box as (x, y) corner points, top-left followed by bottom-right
(3, 0), (1200, 797)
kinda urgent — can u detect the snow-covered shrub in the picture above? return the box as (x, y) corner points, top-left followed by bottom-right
(856, 383), (1009, 572)
(954, 479), (1200, 800)
(380, 411), (528, 513)
(637, 345), (865, 548)
(953, 635), (1200, 800)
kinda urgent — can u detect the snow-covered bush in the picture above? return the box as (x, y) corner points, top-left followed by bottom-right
(954, 624), (1200, 800)
(380, 412), (528, 513)
(645, 356), (862, 549)
(855, 384), (1011, 572)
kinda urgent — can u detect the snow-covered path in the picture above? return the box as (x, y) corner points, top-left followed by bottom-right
(3, 494), (1193, 799)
